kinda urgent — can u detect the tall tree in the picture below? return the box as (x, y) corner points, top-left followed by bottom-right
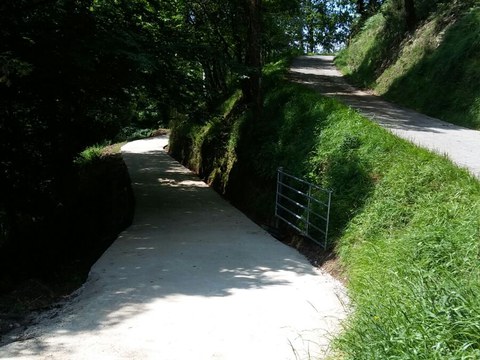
(300, 0), (355, 53)
(243, 0), (263, 113)
(4, 0), (365, 276)
(356, 0), (364, 14)
(354, 0), (384, 17)
(0, 0), (205, 270)
(404, 0), (416, 32)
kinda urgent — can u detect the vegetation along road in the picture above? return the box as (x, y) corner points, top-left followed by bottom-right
(290, 55), (480, 180)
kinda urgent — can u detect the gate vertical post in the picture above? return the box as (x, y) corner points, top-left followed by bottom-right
(275, 167), (283, 219)
(306, 184), (312, 238)
(324, 190), (332, 249)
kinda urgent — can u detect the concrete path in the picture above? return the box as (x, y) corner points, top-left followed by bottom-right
(289, 55), (480, 180)
(0, 136), (348, 360)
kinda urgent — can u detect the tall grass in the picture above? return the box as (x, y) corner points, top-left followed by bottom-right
(334, 142), (480, 358)
(170, 59), (480, 358)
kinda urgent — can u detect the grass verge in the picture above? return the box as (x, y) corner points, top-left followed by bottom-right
(170, 59), (480, 358)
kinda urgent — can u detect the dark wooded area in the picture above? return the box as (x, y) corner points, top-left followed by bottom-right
(0, 0), (360, 287)
(0, 0), (427, 294)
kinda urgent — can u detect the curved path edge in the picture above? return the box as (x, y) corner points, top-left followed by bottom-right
(0, 136), (348, 360)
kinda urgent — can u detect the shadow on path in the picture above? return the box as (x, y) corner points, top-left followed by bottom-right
(0, 136), (348, 360)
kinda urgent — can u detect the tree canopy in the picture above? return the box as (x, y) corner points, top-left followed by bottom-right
(0, 0), (362, 281)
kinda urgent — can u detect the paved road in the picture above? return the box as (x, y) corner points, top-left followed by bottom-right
(0, 136), (348, 360)
(289, 56), (480, 180)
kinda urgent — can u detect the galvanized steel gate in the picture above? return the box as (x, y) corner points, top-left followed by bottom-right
(275, 167), (332, 249)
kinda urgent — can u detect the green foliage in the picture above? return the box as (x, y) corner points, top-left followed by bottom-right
(170, 58), (480, 358)
(170, 90), (246, 194)
(335, 12), (389, 87)
(336, 0), (480, 129)
(0, 0), (243, 284)
(218, 90), (243, 119)
(114, 127), (157, 143)
(74, 144), (105, 166)
(0, 0), (202, 262)
(296, 0), (356, 53)
(73, 140), (131, 166)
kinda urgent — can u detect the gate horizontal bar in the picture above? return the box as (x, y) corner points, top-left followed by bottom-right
(275, 167), (332, 249)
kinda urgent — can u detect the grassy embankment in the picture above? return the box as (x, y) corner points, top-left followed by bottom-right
(169, 59), (480, 358)
(336, 0), (480, 130)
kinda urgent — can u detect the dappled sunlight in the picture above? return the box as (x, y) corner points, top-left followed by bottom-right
(1, 136), (348, 360)
(157, 177), (208, 188)
(290, 68), (342, 77)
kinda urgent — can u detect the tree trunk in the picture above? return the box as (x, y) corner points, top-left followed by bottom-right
(307, 24), (315, 53)
(356, 0), (364, 15)
(404, 0), (416, 33)
(243, 0), (262, 115)
(367, 0), (381, 14)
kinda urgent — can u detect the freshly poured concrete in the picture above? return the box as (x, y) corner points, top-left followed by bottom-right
(290, 56), (480, 180)
(0, 136), (348, 360)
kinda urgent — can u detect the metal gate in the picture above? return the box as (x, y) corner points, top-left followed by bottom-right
(275, 167), (332, 249)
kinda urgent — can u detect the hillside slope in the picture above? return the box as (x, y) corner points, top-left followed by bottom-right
(169, 61), (480, 359)
(336, 0), (480, 129)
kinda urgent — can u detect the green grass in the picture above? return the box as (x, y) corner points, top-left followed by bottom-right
(74, 125), (163, 166)
(74, 143), (106, 165)
(336, 0), (480, 129)
(335, 13), (390, 89)
(170, 59), (480, 358)
(73, 141), (127, 166)
(334, 145), (480, 358)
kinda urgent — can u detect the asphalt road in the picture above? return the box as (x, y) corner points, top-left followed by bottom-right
(289, 56), (480, 180)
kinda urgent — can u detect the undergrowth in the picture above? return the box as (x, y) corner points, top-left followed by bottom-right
(74, 143), (106, 165)
(170, 57), (480, 359)
(336, 0), (480, 129)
